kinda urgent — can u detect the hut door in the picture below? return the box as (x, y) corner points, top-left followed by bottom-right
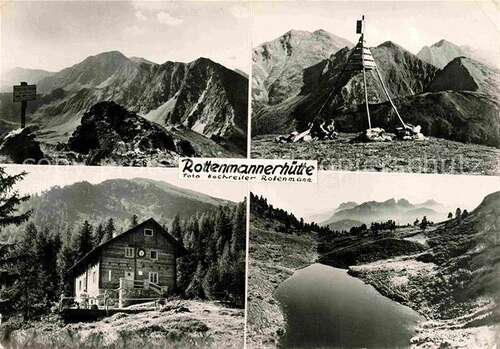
(125, 271), (134, 281)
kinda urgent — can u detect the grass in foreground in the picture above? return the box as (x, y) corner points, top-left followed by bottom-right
(251, 133), (500, 175)
(0, 300), (244, 349)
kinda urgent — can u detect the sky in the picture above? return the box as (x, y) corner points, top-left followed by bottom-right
(0, 0), (250, 73)
(2, 1), (497, 73)
(3, 164), (247, 202)
(251, 171), (500, 222)
(251, 1), (499, 57)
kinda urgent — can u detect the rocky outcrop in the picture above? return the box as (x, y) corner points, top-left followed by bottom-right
(0, 127), (45, 163)
(68, 101), (192, 165)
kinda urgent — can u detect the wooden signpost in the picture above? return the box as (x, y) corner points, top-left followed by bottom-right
(13, 82), (37, 128)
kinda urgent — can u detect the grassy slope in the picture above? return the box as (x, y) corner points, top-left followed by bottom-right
(246, 216), (317, 349)
(344, 214), (500, 348)
(3, 300), (244, 349)
(251, 133), (500, 175)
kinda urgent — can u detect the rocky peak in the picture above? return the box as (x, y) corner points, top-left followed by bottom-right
(68, 101), (181, 164)
(427, 56), (500, 96)
(434, 39), (453, 48)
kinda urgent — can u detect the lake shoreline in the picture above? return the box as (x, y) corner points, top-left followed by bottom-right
(246, 216), (317, 348)
(349, 254), (499, 348)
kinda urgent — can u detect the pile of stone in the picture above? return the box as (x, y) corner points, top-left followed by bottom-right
(395, 124), (425, 141)
(352, 128), (394, 143)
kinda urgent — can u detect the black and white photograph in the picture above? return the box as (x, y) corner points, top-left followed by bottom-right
(250, 1), (499, 175)
(0, 1), (499, 348)
(246, 172), (500, 348)
(0, 165), (246, 348)
(0, 1), (250, 166)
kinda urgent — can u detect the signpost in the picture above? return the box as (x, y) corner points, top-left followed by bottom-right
(13, 82), (37, 128)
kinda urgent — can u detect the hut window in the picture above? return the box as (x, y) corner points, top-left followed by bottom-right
(125, 247), (134, 258)
(92, 271), (96, 284)
(149, 272), (158, 284)
(144, 228), (153, 237)
(79, 279), (82, 291)
(150, 250), (158, 260)
(108, 270), (112, 281)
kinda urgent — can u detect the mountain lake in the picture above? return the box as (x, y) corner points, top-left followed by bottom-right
(276, 263), (422, 348)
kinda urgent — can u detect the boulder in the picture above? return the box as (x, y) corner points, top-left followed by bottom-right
(68, 101), (179, 162)
(395, 124), (426, 141)
(175, 140), (197, 157)
(0, 127), (45, 163)
(352, 127), (394, 143)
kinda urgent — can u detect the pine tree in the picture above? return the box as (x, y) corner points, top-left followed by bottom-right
(104, 218), (115, 241)
(448, 212), (453, 219)
(75, 220), (94, 259)
(35, 228), (61, 304)
(455, 208), (462, 219)
(93, 223), (105, 246)
(57, 230), (77, 296)
(130, 214), (139, 228)
(5, 223), (42, 319)
(230, 201), (246, 255)
(214, 207), (232, 253)
(171, 214), (182, 243)
(0, 168), (32, 227)
(419, 216), (428, 231)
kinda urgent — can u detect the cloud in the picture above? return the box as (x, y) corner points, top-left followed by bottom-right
(135, 10), (147, 21)
(157, 11), (183, 26)
(230, 4), (249, 19)
(123, 25), (145, 36)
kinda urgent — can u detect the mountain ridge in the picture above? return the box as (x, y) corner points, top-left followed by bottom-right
(0, 177), (233, 241)
(1, 51), (248, 155)
(321, 198), (446, 226)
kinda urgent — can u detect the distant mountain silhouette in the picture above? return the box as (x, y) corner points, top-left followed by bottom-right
(321, 198), (446, 226)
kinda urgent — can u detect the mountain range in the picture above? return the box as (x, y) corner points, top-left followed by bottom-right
(1, 177), (232, 241)
(0, 51), (248, 156)
(252, 30), (500, 148)
(320, 198), (448, 229)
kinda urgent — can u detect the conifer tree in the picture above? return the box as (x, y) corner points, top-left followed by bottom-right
(0, 168), (32, 228)
(75, 220), (94, 259)
(130, 214), (139, 228)
(93, 223), (105, 246)
(104, 218), (116, 241)
(57, 230), (77, 296)
(230, 201), (246, 255)
(4, 223), (41, 319)
(171, 214), (182, 242)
